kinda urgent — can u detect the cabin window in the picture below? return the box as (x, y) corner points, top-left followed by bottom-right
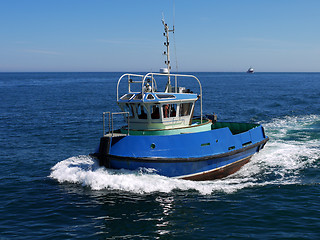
(151, 104), (160, 119)
(137, 104), (148, 119)
(133, 93), (142, 100)
(179, 103), (192, 116)
(163, 104), (177, 118)
(124, 103), (135, 118)
(120, 93), (134, 100)
(156, 94), (175, 99)
(147, 94), (155, 100)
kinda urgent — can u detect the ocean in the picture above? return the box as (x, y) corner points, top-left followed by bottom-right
(1, 72), (319, 239)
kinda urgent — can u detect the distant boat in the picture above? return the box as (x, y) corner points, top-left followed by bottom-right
(247, 67), (254, 73)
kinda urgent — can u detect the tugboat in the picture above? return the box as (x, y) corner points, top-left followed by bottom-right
(91, 19), (268, 181)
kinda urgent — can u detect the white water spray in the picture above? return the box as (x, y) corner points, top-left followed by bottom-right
(49, 115), (320, 195)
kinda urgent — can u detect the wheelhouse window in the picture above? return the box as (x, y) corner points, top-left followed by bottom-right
(133, 93), (142, 100)
(137, 104), (148, 119)
(163, 104), (177, 118)
(156, 94), (175, 99)
(124, 103), (135, 118)
(120, 93), (134, 100)
(147, 94), (155, 100)
(179, 103), (192, 116)
(151, 104), (160, 119)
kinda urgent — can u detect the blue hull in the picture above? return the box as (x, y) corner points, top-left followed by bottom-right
(93, 124), (268, 180)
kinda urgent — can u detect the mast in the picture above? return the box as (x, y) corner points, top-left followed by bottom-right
(162, 17), (174, 92)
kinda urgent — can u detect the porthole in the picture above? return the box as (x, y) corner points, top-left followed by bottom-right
(150, 143), (156, 149)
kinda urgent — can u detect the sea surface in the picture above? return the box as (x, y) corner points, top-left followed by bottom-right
(1, 72), (319, 239)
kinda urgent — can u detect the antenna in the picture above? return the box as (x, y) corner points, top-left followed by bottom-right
(173, 0), (175, 27)
(172, 0), (178, 73)
(162, 14), (174, 92)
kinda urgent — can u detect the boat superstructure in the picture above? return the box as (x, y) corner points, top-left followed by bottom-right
(116, 72), (205, 134)
(113, 17), (205, 135)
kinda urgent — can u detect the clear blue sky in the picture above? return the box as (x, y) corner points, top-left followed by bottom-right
(1, 0), (320, 72)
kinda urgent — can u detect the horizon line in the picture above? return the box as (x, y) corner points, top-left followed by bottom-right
(1, 71), (320, 74)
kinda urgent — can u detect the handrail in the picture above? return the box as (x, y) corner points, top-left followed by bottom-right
(116, 72), (203, 123)
(103, 111), (129, 136)
(116, 73), (144, 101)
(103, 112), (111, 136)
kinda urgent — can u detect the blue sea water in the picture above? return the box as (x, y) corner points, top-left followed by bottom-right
(0, 72), (319, 239)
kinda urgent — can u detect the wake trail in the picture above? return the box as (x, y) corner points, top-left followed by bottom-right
(49, 114), (320, 195)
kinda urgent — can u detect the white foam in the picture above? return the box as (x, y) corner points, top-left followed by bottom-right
(263, 114), (320, 142)
(49, 115), (320, 195)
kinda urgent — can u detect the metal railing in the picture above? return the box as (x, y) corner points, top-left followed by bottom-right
(103, 111), (130, 136)
(116, 72), (203, 123)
